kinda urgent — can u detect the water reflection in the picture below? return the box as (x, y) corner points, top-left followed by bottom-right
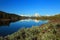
(0, 20), (19, 26)
(20, 19), (40, 23)
(0, 19), (48, 36)
(20, 19), (48, 23)
(0, 19), (48, 26)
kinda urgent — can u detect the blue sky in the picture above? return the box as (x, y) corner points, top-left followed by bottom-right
(0, 0), (60, 16)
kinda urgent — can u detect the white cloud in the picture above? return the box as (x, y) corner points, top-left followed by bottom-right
(34, 13), (40, 17)
(45, 14), (50, 16)
(20, 14), (24, 16)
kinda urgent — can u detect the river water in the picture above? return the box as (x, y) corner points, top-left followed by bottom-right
(0, 19), (48, 36)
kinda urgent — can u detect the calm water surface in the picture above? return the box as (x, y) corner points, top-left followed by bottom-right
(0, 19), (48, 36)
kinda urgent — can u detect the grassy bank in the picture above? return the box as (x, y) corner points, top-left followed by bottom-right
(0, 22), (60, 40)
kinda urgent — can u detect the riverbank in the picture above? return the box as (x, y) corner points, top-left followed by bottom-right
(0, 22), (60, 40)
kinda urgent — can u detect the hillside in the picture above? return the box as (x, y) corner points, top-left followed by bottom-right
(0, 11), (22, 21)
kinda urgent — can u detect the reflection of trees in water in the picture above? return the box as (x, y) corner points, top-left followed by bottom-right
(0, 18), (34, 27)
(0, 20), (20, 26)
(0, 21), (10, 26)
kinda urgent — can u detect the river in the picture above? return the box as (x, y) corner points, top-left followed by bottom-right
(0, 19), (48, 36)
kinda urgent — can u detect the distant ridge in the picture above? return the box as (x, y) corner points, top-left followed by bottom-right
(0, 11), (21, 20)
